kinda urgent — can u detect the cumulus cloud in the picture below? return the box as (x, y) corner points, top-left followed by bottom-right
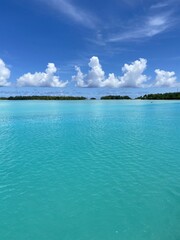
(87, 56), (105, 87)
(102, 73), (120, 88)
(72, 66), (87, 87)
(0, 58), (11, 86)
(155, 69), (177, 87)
(17, 63), (68, 87)
(1, 57), (178, 89)
(120, 58), (148, 87)
(72, 56), (148, 88)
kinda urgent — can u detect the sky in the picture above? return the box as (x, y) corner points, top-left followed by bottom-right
(0, 0), (180, 97)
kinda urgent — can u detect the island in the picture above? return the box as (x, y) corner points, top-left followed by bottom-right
(1, 92), (180, 100)
(0, 96), (87, 100)
(136, 92), (180, 100)
(101, 95), (131, 100)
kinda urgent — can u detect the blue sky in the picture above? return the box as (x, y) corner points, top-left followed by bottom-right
(0, 0), (180, 95)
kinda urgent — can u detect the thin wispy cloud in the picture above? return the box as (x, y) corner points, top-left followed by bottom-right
(39, 0), (178, 44)
(107, 11), (175, 42)
(151, 2), (168, 9)
(83, 1), (178, 44)
(43, 0), (98, 29)
(150, 2), (169, 9)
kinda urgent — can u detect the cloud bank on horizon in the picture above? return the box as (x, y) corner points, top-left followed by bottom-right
(0, 57), (178, 88)
(73, 56), (178, 88)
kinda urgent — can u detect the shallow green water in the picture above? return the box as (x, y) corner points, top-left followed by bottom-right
(0, 100), (180, 240)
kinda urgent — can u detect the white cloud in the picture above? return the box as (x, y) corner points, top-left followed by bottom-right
(87, 56), (105, 87)
(72, 56), (105, 87)
(0, 58), (11, 86)
(120, 58), (148, 87)
(155, 69), (177, 87)
(72, 66), (87, 87)
(102, 73), (120, 88)
(17, 63), (68, 87)
(72, 56), (148, 88)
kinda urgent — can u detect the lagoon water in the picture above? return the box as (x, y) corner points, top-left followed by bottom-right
(0, 100), (180, 240)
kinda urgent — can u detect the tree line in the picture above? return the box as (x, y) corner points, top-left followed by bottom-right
(1, 92), (180, 100)
(0, 96), (87, 100)
(101, 95), (131, 100)
(136, 92), (180, 100)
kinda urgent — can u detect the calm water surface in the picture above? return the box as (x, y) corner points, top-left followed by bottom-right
(0, 100), (180, 240)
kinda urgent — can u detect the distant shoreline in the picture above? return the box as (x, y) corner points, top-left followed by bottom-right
(0, 92), (180, 100)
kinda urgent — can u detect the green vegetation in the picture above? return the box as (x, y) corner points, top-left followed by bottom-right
(1, 92), (180, 101)
(101, 95), (131, 100)
(0, 96), (87, 100)
(136, 92), (180, 100)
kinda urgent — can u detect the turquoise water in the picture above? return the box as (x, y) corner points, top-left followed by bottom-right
(0, 100), (180, 240)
